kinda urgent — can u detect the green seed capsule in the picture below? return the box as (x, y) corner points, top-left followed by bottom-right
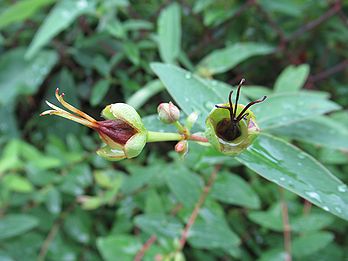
(205, 79), (266, 156)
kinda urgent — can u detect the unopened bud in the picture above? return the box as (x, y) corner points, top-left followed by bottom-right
(175, 140), (188, 157)
(157, 102), (180, 124)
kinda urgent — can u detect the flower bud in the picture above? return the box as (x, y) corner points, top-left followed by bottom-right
(175, 140), (188, 157)
(40, 89), (147, 161)
(205, 79), (266, 156)
(157, 102), (180, 124)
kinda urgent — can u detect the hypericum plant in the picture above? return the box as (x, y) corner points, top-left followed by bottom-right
(41, 63), (348, 224)
(41, 80), (265, 161)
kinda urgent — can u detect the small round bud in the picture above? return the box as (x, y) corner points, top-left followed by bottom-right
(175, 140), (188, 157)
(157, 102), (180, 124)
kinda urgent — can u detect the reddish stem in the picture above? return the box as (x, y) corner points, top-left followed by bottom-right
(188, 134), (209, 143)
(177, 165), (221, 251)
(134, 235), (157, 261)
(280, 188), (292, 261)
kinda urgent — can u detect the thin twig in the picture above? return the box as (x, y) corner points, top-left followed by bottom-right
(303, 199), (312, 215)
(279, 188), (292, 261)
(38, 203), (76, 261)
(177, 165), (221, 251)
(308, 58), (348, 83)
(134, 235), (157, 261)
(286, 1), (341, 41)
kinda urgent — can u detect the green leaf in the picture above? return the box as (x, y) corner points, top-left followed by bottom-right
(45, 187), (61, 214)
(126, 80), (164, 110)
(134, 214), (182, 238)
(157, 3), (181, 63)
(274, 64), (310, 93)
(292, 232), (334, 258)
(248, 204), (283, 231)
(269, 116), (348, 150)
(0, 48), (58, 106)
(123, 41), (140, 65)
(165, 165), (203, 208)
(64, 208), (91, 244)
(189, 206), (240, 249)
(97, 235), (141, 261)
(197, 42), (274, 75)
(236, 134), (348, 221)
(2, 174), (33, 193)
(254, 92), (340, 130)
(90, 79), (110, 106)
(211, 171), (260, 209)
(242, 85), (273, 100)
(0, 0), (55, 29)
(291, 213), (334, 233)
(26, 0), (96, 59)
(0, 214), (39, 240)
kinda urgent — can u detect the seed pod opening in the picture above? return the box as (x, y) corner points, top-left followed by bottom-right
(205, 79), (266, 156)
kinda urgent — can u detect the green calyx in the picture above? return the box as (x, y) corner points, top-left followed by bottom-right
(205, 79), (266, 156)
(205, 104), (260, 156)
(98, 103), (147, 160)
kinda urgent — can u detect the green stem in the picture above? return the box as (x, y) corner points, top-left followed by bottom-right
(173, 121), (186, 134)
(147, 131), (183, 143)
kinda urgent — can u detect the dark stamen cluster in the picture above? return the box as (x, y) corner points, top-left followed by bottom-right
(215, 79), (267, 141)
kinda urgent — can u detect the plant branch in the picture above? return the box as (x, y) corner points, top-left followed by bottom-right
(307, 58), (348, 83)
(38, 203), (76, 261)
(134, 235), (157, 261)
(177, 164), (221, 251)
(286, 1), (341, 41)
(279, 188), (292, 261)
(146, 131), (209, 143)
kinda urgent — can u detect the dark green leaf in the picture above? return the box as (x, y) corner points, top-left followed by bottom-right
(211, 171), (260, 209)
(26, 0), (96, 58)
(274, 64), (310, 93)
(157, 3), (181, 63)
(90, 79), (110, 106)
(197, 43), (274, 75)
(0, 214), (39, 240)
(237, 134), (348, 221)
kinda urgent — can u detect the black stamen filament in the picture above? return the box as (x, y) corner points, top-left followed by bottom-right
(214, 79), (267, 141)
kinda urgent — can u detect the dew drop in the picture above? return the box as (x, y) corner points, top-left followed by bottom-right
(77, 0), (88, 8)
(297, 162), (303, 166)
(338, 184), (348, 193)
(298, 154), (305, 159)
(305, 191), (322, 203)
(323, 206), (329, 211)
(185, 73), (192, 79)
(335, 207), (342, 213)
(280, 177), (285, 182)
(211, 80), (217, 86)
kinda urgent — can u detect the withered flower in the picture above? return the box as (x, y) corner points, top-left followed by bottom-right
(205, 79), (266, 156)
(41, 89), (147, 161)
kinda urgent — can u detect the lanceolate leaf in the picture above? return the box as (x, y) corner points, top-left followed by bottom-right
(253, 92), (340, 130)
(157, 3), (181, 64)
(269, 116), (348, 150)
(274, 64), (310, 93)
(26, 0), (96, 59)
(236, 134), (348, 221)
(0, 0), (55, 29)
(196, 42), (274, 75)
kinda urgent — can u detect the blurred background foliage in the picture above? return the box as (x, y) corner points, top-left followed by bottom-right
(0, 0), (348, 260)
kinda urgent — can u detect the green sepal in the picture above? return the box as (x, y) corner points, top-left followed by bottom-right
(205, 104), (260, 156)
